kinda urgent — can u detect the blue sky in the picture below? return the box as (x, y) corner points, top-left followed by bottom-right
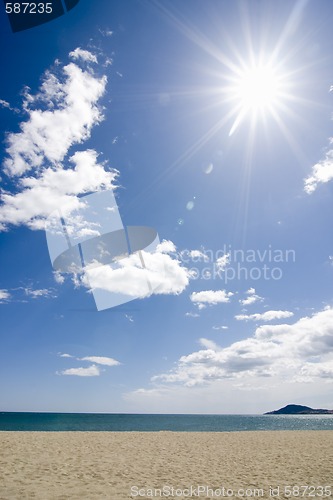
(1, 0), (333, 413)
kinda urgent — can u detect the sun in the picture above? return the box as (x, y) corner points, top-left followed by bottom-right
(227, 62), (285, 136)
(235, 64), (280, 110)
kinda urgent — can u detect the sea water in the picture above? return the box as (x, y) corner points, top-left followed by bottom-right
(1, 412), (333, 431)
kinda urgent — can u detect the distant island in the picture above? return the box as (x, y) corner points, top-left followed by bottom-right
(265, 404), (333, 415)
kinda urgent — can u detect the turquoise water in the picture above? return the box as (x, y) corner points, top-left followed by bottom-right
(1, 413), (333, 431)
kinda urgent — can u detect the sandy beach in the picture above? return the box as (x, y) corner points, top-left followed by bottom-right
(0, 431), (332, 499)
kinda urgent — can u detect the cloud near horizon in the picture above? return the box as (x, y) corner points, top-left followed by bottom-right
(147, 307), (333, 387)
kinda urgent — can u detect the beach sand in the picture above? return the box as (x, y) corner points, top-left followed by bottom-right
(0, 431), (332, 499)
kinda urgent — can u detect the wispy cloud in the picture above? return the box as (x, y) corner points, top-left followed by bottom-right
(215, 253), (230, 272)
(235, 310), (294, 322)
(0, 286), (56, 303)
(59, 365), (101, 377)
(57, 352), (121, 377)
(0, 99), (18, 113)
(181, 249), (209, 262)
(190, 289), (233, 309)
(185, 312), (200, 318)
(0, 98), (11, 109)
(99, 28), (113, 37)
(23, 287), (56, 299)
(79, 356), (120, 366)
(239, 288), (263, 306)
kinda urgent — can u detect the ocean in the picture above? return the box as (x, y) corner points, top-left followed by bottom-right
(1, 412), (333, 432)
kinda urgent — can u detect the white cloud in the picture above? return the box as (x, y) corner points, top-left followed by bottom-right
(215, 253), (230, 272)
(0, 286), (57, 303)
(212, 325), (228, 330)
(4, 57), (106, 177)
(303, 86), (333, 193)
(156, 240), (176, 254)
(190, 289), (233, 309)
(58, 352), (120, 376)
(304, 148), (333, 193)
(189, 250), (208, 261)
(79, 356), (120, 366)
(149, 307), (333, 387)
(0, 149), (117, 230)
(69, 48), (98, 64)
(297, 360), (333, 381)
(59, 365), (101, 377)
(239, 288), (263, 306)
(83, 248), (190, 298)
(54, 271), (65, 285)
(0, 99), (11, 109)
(0, 289), (11, 302)
(240, 295), (260, 306)
(179, 249), (208, 262)
(235, 310), (294, 322)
